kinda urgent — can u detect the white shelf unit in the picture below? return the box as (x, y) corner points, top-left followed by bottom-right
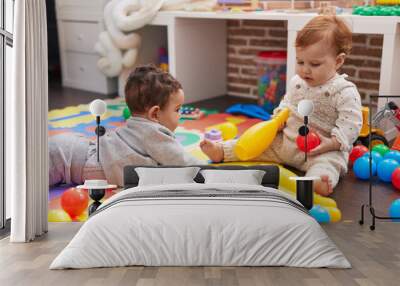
(146, 11), (400, 138)
(141, 16), (227, 104)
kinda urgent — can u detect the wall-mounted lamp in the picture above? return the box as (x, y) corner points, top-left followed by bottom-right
(89, 99), (107, 162)
(297, 99), (320, 162)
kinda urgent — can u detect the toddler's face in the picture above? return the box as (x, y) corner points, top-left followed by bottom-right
(295, 40), (344, 87)
(157, 89), (184, 132)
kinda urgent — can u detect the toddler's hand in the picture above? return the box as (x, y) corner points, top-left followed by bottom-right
(308, 133), (341, 156)
(200, 139), (224, 163)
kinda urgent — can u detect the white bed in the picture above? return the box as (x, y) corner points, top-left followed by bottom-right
(50, 181), (350, 269)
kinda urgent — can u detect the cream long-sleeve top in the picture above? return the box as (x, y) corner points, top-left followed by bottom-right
(273, 73), (363, 153)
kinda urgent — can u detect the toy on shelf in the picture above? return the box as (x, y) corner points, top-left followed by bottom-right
(259, 1), (361, 12)
(353, 4), (400, 16)
(180, 106), (205, 120)
(375, 0), (400, 4)
(261, 1), (314, 10)
(217, 0), (260, 11)
(159, 47), (169, 72)
(234, 107), (289, 161)
(226, 103), (271, 120)
(257, 51), (287, 114)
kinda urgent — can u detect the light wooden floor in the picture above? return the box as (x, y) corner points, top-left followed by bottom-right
(1, 174), (400, 286)
(1, 89), (398, 285)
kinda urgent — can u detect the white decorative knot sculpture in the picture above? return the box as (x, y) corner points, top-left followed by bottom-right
(95, 0), (217, 97)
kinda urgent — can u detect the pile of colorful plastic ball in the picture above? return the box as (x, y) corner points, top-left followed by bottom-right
(350, 144), (400, 187)
(350, 144), (400, 220)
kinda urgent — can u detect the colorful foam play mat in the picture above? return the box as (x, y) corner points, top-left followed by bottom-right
(49, 98), (342, 223)
(48, 98), (263, 222)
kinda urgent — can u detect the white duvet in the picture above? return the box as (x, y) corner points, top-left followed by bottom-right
(50, 183), (351, 269)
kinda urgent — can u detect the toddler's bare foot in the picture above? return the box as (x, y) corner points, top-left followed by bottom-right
(313, 175), (333, 196)
(200, 139), (224, 162)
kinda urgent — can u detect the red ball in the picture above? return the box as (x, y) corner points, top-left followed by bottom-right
(392, 168), (400, 191)
(349, 145), (369, 164)
(60, 188), (89, 219)
(296, 132), (320, 152)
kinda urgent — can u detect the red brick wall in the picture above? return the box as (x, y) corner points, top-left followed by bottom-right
(227, 20), (383, 104)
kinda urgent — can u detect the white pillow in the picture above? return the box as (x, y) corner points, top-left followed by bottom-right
(200, 169), (266, 185)
(135, 167), (200, 186)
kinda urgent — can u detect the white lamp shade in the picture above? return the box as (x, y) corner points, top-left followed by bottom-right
(89, 99), (107, 116)
(297, 99), (314, 117)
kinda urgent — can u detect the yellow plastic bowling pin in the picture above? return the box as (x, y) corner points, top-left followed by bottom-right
(234, 108), (290, 161)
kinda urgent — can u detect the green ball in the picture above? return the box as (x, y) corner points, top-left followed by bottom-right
(372, 144), (390, 157)
(123, 107), (131, 120)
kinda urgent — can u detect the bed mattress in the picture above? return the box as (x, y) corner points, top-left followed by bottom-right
(50, 183), (350, 269)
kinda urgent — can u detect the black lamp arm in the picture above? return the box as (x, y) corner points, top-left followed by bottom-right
(95, 116), (106, 162)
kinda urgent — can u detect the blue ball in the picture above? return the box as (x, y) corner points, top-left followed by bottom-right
(389, 199), (400, 222)
(363, 151), (383, 164)
(353, 156), (377, 180)
(309, 205), (330, 223)
(377, 159), (400, 182)
(383, 150), (400, 164)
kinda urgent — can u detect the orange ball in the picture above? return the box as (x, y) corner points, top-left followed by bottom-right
(60, 188), (89, 219)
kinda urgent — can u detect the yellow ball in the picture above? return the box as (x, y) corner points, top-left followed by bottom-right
(314, 195), (337, 208)
(48, 210), (72, 222)
(325, 207), (342, 223)
(217, 122), (238, 140)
